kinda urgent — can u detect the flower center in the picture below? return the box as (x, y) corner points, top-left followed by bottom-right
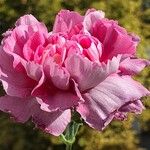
(79, 36), (91, 49)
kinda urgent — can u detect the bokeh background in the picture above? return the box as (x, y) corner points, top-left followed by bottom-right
(0, 0), (150, 150)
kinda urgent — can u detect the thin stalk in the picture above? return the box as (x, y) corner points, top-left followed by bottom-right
(66, 144), (72, 150)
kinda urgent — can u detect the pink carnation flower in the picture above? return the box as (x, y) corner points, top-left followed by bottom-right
(0, 9), (149, 136)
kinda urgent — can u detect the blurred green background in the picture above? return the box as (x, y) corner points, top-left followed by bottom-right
(0, 0), (150, 150)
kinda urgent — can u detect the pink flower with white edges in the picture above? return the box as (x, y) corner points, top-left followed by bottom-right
(0, 9), (149, 136)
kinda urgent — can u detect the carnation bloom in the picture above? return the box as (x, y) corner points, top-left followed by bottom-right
(0, 9), (149, 136)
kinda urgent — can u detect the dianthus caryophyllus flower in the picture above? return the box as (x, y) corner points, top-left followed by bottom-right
(0, 9), (149, 136)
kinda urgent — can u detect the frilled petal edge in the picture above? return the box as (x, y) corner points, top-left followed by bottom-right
(77, 74), (150, 130)
(32, 109), (71, 136)
(65, 54), (121, 91)
(0, 95), (71, 136)
(15, 14), (39, 26)
(53, 9), (83, 33)
(119, 57), (150, 75)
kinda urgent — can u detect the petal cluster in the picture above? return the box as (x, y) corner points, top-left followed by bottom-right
(0, 9), (149, 136)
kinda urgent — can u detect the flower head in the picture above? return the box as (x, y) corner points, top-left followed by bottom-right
(0, 9), (149, 136)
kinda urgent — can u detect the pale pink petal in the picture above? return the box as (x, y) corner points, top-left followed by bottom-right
(1, 80), (33, 98)
(35, 90), (80, 112)
(25, 62), (46, 99)
(30, 67), (45, 97)
(65, 54), (120, 91)
(2, 26), (28, 56)
(0, 95), (71, 136)
(23, 32), (45, 61)
(0, 50), (36, 98)
(119, 57), (150, 75)
(29, 62), (80, 112)
(0, 95), (37, 123)
(66, 40), (83, 56)
(1, 29), (47, 98)
(53, 10), (83, 33)
(68, 24), (83, 37)
(114, 100), (145, 120)
(2, 29), (13, 39)
(44, 57), (70, 90)
(28, 23), (48, 36)
(2, 24), (48, 57)
(25, 62), (43, 81)
(119, 100), (145, 114)
(34, 45), (45, 63)
(92, 19), (139, 61)
(71, 34), (102, 62)
(77, 75), (150, 130)
(84, 8), (105, 31)
(15, 14), (39, 26)
(32, 109), (71, 136)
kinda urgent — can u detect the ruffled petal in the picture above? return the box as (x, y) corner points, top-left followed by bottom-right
(2, 24), (48, 57)
(114, 100), (145, 120)
(119, 100), (145, 114)
(25, 62), (47, 99)
(53, 10), (83, 33)
(83, 8), (105, 31)
(1, 26), (29, 57)
(32, 109), (71, 136)
(0, 50), (36, 98)
(91, 19), (139, 61)
(23, 32), (45, 61)
(44, 58), (70, 90)
(0, 95), (37, 123)
(0, 95), (71, 136)
(119, 57), (150, 75)
(35, 89), (80, 112)
(15, 14), (39, 26)
(77, 74), (149, 130)
(25, 62), (43, 81)
(65, 54), (120, 91)
(29, 61), (80, 112)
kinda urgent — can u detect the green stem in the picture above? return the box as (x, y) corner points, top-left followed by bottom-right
(60, 121), (83, 150)
(66, 144), (72, 150)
